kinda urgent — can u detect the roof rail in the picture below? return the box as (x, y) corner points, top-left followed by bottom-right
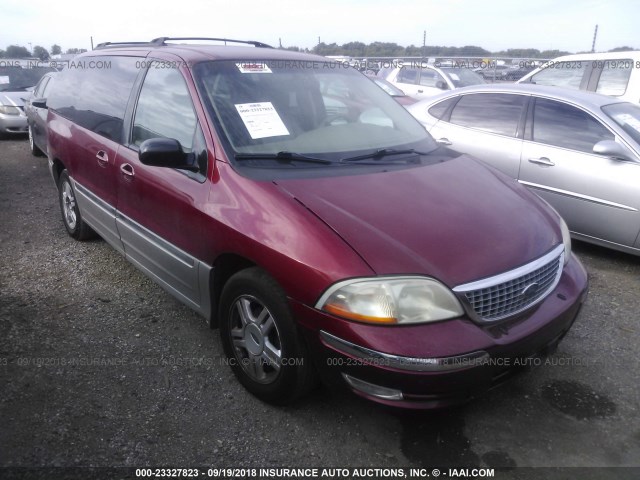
(150, 37), (274, 49)
(95, 41), (155, 50)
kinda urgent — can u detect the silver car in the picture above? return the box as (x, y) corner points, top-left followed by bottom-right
(408, 83), (640, 256)
(0, 65), (56, 137)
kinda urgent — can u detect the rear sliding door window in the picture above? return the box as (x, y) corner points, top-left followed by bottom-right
(448, 93), (526, 137)
(47, 56), (139, 143)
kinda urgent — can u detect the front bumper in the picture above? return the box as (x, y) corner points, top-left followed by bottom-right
(293, 254), (588, 408)
(0, 114), (28, 134)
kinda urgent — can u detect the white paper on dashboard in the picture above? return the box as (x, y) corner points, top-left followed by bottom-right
(235, 102), (290, 139)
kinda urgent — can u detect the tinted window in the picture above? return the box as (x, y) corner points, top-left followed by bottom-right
(47, 56), (139, 143)
(0, 66), (55, 92)
(529, 61), (587, 89)
(442, 68), (486, 87)
(596, 61), (632, 96)
(33, 76), (50, 98)
(449, 93), (526, 137)
(428, 97), (458, 120)
(419, 69), (444, 87)
(397, 67), (419, 84)
(41, 76), (55, 97)
(132, 63), (198, 152)
(602, 102), (640, 146)
(533, 98), (614, 152)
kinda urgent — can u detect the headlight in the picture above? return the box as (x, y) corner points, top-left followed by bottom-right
(315, 276), (464, 325)
(539, 198), (572, 265)
(0, 105), (21, 116)
(559, 215), (572, 265)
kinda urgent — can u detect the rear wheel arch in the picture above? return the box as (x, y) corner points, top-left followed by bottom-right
(50, 158), (66, 185)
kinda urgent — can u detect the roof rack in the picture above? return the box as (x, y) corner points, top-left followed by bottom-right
(151, 37), (273, 48)
(95, 41), (155, 49)
(94, 37), (274, 50)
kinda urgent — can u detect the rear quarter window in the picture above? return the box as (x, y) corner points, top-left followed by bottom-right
(428, 97), (458, 120)
(595, 60), (633, 96)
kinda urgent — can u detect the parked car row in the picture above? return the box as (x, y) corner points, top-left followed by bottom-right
(18, 40), (640, 410)
(0, 65), (56, 137)
(407, 84), (640, 256)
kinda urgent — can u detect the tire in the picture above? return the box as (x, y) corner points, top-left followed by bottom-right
(58, 170), (95, 240)
(28, 125), (44, 157)
(219, 267), (316, 405)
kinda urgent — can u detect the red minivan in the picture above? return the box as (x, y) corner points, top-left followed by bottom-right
(44, 38), (588, 408)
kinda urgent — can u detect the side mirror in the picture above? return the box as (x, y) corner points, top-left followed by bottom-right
(435, 80), (449, 90)
(31, 98), (47, 109)
(138, 138), (199, 172)
(592, 140), (634, 162)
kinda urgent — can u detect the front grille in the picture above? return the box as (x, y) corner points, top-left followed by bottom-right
(454, 245), (564, 322)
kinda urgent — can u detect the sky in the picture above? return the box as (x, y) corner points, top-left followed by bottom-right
(1, 0), (638, 54)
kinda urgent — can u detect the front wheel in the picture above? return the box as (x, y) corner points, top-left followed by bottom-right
(219, 267), (316, 404)
(28, 125), (44, 157)
(58, 170), (95, 240)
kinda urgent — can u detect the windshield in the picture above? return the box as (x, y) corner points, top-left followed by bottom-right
(602, 102), (640, 146)
(193, 60), (435, 165)
(371, 77), (405, 96)
(0, 66), (56, 92)
(441, 68), (486, 88)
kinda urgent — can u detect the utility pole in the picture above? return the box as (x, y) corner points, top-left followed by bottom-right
(91, 36), (94, 50)
(591, 25), (598, 53)
(422, 30), (426, 58)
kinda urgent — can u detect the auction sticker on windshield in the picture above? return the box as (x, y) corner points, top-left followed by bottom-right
(235, 102), (290, 139)
(236, 62), (273, 74)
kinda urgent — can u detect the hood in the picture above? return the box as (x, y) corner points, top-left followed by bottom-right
(275, 155), (561, 287)
(0, 91), (29, 108)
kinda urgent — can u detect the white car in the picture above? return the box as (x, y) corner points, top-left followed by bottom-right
(518, 51), (640, 103)
(378, 62), (486, 100)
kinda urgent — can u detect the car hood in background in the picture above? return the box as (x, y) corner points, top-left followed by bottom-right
(0, 91), (29, 108)
(275, 155), (561, 287)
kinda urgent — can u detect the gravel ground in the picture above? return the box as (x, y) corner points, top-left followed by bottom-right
(1, 137), (639, 479)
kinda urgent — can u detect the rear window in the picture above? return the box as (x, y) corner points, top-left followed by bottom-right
(0, 66), (56, 92)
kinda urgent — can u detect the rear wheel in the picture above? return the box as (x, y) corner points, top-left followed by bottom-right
(58, 170), (95, 240)
(28, 125), (44, 157)
(219, 267), (316, 404)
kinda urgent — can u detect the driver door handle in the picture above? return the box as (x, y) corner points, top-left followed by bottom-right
(120, 163), (135, 179)
(528, 157), (555, 167)
(437, 138), (452, 146)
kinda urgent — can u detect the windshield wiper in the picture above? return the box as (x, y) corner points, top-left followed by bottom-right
(340, 148), (432, 163)
(234, 151), (334, 165)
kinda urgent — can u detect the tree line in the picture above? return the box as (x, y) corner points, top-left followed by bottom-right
(0, 44), (87, 60)
(1, 41), (636, 61)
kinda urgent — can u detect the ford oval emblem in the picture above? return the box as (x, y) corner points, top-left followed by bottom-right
(520, 282), (541, 300)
